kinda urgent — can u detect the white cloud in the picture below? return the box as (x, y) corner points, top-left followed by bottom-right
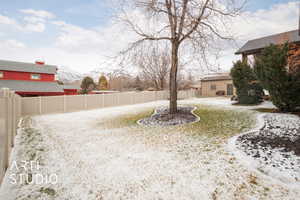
(52, 19), (136, 56)
(23, 22), (45, 32)
(0, 14), (16, 25)
(233, 2), (298, 41)
(18, 9), (55, 32)
(19, 9), (55, 19)
(24, 16), (45, 23)
(0, 39), (26, 49)
(0, 12), (49, 33)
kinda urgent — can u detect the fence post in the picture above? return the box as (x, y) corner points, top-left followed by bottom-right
(2, 88), (10, 171)
(84, 94), (88, 109)
(117, 92), (120, 106)
(63, 95), (66, 112)
(39, 96), (42, 114)
(11, 92), (16, 147)
(102, 93), (105, 107)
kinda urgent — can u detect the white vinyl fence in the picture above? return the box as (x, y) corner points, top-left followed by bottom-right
(0, 88), (196, 184)
(0, 88), (21, 184)
(21, 90), (196, 115)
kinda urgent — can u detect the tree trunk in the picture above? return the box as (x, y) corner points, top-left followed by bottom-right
(169, 41), (179, 114)
(160, 78), (164, 90)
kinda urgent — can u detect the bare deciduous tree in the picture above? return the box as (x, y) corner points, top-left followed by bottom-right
(106, 69), (133, 91)
(136, 46), (170, 90)
(118, 0), (245, 114)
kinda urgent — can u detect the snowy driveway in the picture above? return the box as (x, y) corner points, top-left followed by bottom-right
(0, 98), (299, 200)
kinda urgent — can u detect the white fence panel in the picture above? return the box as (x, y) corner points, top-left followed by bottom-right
(20, 90), (196, 116)
(41, 96), (64, 114)
(22, 97), (40, 115)
(0, 88), (21, 184)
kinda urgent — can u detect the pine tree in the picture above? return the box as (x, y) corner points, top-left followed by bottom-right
(230, 60), (264, 104)
(254, 43), (300, 112)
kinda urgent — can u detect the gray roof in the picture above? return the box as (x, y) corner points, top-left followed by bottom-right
(0, 60), (57, 74)
(62, 85), (80, 90)
(201, 74), (232, 82)
(236, 30), (300, 55)
(0, 80), (63, 93)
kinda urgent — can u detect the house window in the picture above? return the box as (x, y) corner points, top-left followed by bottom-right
(31, 74), (40, 80)
(210, 84), (216, 90)
(0, 71), (3, 78)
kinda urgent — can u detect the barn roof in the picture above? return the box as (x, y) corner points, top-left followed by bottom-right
(0, 60), (57, 74)
(62, 85), (80, 90)
(0, 80), (64, 93)
(235, 30), (300, 55)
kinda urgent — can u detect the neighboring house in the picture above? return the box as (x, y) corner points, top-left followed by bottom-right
(189, 84), (201, 96)
(235, 29), (300, 69)
(201, 73), (235, 97)
(0, 59), (66, 97)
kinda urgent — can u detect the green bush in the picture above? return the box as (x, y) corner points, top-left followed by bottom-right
(80, 76), (95, 94)
(254, 43), (300, 112)
(230, 60), (264, 104)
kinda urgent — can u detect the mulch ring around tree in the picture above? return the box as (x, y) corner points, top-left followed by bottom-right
(137, 106), (199, 126)
(235, 113), (300, 181)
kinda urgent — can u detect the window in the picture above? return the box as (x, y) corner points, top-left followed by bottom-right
(0, 71), (3, 78)
(31, 74), (40, 80)
(210, 84), (216, 90)
(227, 84), (233, 95)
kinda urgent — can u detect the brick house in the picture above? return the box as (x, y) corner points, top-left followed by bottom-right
(0, 60), (65, 97)
(235, 29), (300, 71)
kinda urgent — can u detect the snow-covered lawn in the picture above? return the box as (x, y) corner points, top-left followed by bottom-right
(0, 97), (299, 200)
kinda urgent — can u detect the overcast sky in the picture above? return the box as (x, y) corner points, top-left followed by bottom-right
(0, 0), (298, 73)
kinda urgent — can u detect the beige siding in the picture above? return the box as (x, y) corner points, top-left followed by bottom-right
(201, 80), (236, 97)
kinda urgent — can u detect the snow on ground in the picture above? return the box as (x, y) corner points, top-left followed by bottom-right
(233, 114), (300, 187)
(0, 97), (299, 199)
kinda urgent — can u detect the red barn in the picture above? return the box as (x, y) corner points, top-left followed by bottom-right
(0, 59), (64, 97)
(62, 85), (80, 95)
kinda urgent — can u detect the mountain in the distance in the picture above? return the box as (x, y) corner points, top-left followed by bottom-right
(57, 60), (131, 83)
(57, 66), (83, 83)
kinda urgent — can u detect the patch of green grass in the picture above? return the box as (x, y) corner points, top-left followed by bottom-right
(182, 105), (255, 138)
(99, 109), (154, 128)
(102, 105), (255, 139)
(39, 187), (56, 196)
